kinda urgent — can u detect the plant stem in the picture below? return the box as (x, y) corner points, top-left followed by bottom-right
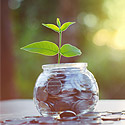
(58, 31), (62, 63)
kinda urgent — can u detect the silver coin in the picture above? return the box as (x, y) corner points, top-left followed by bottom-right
(80, 118), (103, 124)
(47, 79), (62, 95)
(79, 74), (92, 87)
(38, 101), (51, 112)
(75, 91), (92, 100)
(47, 94), (63, 101)
(101, 114), (121, 121)
(107, 111), (122, 115)
(56, 73), (66, 79)
(73, 100), (90, 114)
(38, 117), (57, 124)
(71, 100), (81, 113)
(60, 121), (80, 124)
(36, 87), (48, 101)
(79, 112), (101, 120)
(54, 100), (70, 112)
(46, 101), (55, 111)
(60, 88), (78, 96)
(4, 119), (27, 124)
(73, 74), (92, 92)
(88, 95), (99, 105)
(62, 96), (76, 104)
(60, 110), (76, 118)
(99, 111), (112, 116)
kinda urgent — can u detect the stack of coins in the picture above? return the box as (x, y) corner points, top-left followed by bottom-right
(34, 72), (99, 117)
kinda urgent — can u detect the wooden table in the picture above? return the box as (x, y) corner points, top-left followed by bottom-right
(0, 99), (125, 124)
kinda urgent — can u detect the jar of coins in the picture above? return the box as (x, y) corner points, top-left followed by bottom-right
(33, 63), (99, 118)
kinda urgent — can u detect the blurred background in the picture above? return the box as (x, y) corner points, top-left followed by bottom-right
(1, 0), (125, 100)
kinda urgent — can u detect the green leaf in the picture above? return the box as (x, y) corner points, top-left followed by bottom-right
(21, 41), (59, 56)
(60, 44), (82, 57)
(57, 18), (61, 27)
(42, 23), (59, 32)
(60, 22), (75, 32)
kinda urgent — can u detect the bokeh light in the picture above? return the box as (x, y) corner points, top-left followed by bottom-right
(93, 29), (113, 46)
(83, 14), (98, 28)
(93, 0), (125, 50)
(77, 12), (98, 28)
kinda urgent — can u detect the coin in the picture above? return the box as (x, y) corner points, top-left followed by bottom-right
(59, 116), (78, 121)
(61, 88), (78, 95)
(107, 111), (122, 115)
(56, 72), (66, 79)
(99, 111), (112, 116)
(73, 74), (92, 92)
(72, 100), (89, 114)
(38, 101), (51, 112)
(60, 121), (80, 124)
(79, 74), (92, 88)
(75, 91), (92, 100)
(79, 112), (101, 120)
(24, 116), (42, 118)
(88, 94), (99, 105)
(60, 110), (76, 118)
(47, 94), (63, 101)
(58, 89), (76, 100)
(80, 118), (103, 124)
(62, 96), (75, 104)
(37, 116), (58, 124)
(54, 100), (70, 112)
(101, 114), (121, 121)
(49, 71), (66, 81)
(71, 100), (80, 113)
(46, 101), (55, 111)
(47, 79), (62, 95)
(36, 87), (48, 101)
(25, 116), (58, 124)
(4, 119), (27, 124)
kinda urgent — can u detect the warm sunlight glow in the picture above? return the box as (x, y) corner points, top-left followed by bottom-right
(93, 29), (113, 46)
(93, 0), (125, 50)
(114, 27), (125, 50)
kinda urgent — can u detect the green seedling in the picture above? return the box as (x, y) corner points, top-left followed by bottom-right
(21, 18), (82, 63)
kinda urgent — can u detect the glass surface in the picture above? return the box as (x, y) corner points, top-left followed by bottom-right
(33, 63), (99, 118)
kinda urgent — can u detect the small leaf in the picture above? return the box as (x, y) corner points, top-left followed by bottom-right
(42, 23), (59, 32)
(60, 44), (82, 57)
(60, 22), (75, 32)
(21, 41), (59, 56)
(57, 18), (61, 27)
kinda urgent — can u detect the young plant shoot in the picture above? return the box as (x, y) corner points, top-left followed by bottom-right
(21, 18), (82, 63)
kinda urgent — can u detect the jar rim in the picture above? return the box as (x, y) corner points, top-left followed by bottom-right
(42, 62), (88, 69)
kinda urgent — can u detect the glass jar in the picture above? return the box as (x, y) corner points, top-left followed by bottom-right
(33, 63), (99, 118)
